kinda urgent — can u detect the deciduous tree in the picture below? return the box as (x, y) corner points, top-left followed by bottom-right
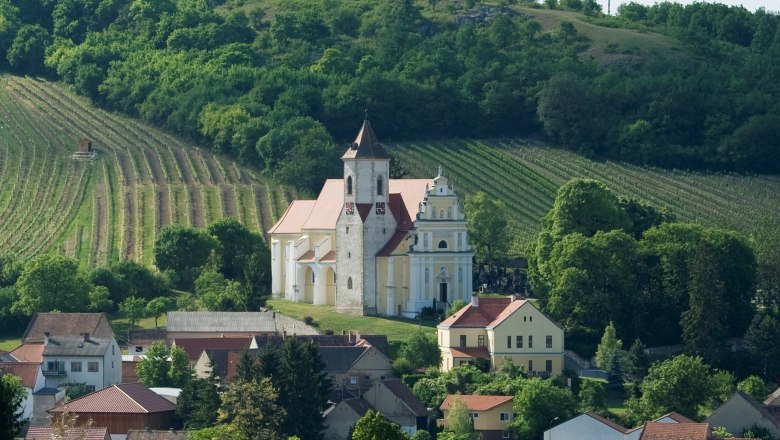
(219, 378), (285, 440)
(0, 372), (25, 438)
(512, 378), (576, 440)
(464, 191), (509, 267)
(13, 254), (90, 315)
(352, 410), (410, 440)
(154, 224), (220, 289)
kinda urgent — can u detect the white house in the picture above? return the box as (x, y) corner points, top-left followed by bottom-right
(544, 411), (695, 440)
(0, 362), (45, 422)
(41, 333), (122, 392)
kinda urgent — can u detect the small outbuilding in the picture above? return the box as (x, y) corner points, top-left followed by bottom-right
(48, 382), (178, 436)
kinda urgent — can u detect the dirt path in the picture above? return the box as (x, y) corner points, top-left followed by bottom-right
(169, 146), (196, 185)
(188, 186), (205, 228)
(253, 183), (273, 236)
(220, 185), (236, 218)
(122, 189), (136, 259)
(156, 186), (170, 233)
(143, 148), (166, 185)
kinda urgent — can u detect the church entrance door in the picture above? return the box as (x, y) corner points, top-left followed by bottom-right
(439, 282), (448, 303)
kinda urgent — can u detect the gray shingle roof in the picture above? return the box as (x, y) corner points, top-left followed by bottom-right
(167, 312), (277, 333)
(42, 336), (112, 356)
(318, 346), (369, 373)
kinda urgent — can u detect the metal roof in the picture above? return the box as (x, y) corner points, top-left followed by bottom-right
(167, 312), (277, 333)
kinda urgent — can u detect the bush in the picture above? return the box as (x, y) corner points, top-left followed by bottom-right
(393, 357), (414, 376)
(303, 316), (314, 325)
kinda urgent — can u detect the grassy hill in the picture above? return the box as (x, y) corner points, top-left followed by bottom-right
(0, 75), (293, 268)
(386, 139), (780, 249)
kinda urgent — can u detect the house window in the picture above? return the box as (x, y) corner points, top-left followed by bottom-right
(528, 360), (533, 373)
(347, 277), (353, 289)
(546, 335), (553, 348)
(468, 412), (479, 420)
(377, 176), (383, 195)
(86, 385), (95, 393)
(460, 335), (466, 347)
(507, 335), (511, 349)
(500, 412), (511, 422)
(135, 346), (143, 353)
(528, 335), (533, 349)
(71, 362), (82, 372)
(346, 226), (349, 234)
(516, 336), (523, 349)
(347, 176), (353, 195)
(88, 362), (99, 372)
(530, 316), (533, 322)
(438, 240), (448, 249)
(546, 360), (553, 372)
(350, 376), (358, 385)
(112, 345), (115, 355)
(478, 335), (485, 347)
(502, 431), (511, 439)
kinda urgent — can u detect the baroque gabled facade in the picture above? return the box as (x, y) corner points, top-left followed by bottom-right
(269, 119), (474, 316)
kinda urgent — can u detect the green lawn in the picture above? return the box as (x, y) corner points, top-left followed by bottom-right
(0, 337), (21, 351)
(267, 299), (438, 343)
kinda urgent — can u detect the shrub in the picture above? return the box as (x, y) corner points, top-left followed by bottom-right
(303, 316), (314, 325)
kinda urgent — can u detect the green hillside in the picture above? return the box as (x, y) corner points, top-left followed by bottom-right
(387, 139), (780, 249)
(0, 75), (292, 268)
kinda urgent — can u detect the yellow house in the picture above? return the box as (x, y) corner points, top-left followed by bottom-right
(440, 394), (515, 440)
(437, 296), (564, 375)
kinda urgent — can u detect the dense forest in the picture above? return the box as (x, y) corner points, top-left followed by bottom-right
(0, 0), (778, 193)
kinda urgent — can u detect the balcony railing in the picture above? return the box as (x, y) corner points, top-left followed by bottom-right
(42, 369), (67, 377)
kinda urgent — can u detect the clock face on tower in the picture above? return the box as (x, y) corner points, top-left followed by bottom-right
(375, 202), (385, 215)
(345, 202), (355, 215)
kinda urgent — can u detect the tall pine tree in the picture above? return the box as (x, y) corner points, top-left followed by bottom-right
(277, 338), (332, 439)
(681, 243), (729, 367)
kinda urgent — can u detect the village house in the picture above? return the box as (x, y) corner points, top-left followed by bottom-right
(25, 426), (110, 440)
(543, 411), (696, 440)
(706, 390), (780, 438)
(0, 362), (44, 422)
(269, 119), (474, 316)
(440, 395), (516, 440)
(438, 296), (564, 374)
(324, 379), (427, 439)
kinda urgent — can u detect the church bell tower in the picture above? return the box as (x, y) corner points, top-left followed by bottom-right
(335, 119), (397, 315)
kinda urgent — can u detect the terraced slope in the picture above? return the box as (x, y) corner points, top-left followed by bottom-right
(388, 139), (780, 248)
(0, 75), (293, 268)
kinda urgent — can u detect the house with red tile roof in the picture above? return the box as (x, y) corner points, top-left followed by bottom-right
(0, 362), (45, 421)
(543, 411), (727, 440)
(269, 119), (474, 316)
(439, 395), (516, 440)
(437, 296), (564, 374)
(25, 426), (110, 440)
(48, 382), (178, 435)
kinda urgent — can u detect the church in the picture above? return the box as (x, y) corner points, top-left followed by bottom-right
(268, 119), (474, 316)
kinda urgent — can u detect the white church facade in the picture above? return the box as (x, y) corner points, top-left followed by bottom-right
(268, 119), (474, 316)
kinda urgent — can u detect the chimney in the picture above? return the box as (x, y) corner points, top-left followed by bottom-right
(44, 332), (50, 346)
(510, 294), (517, 302)
(471, 294), (479, 308)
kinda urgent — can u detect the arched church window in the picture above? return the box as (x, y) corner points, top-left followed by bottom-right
(311, 272), (316, 283)
(377, 175), (383, 195)
(457, 233), (462, 248)
(333, 272), (337, 283)
(347, 277), (353, 289)
(438, 240), (448, 249)
(423, 234), (428, 247)
(447, 207), (452, 219)
(347, 176), (353, 195)
(425, 268), (429, 283)
(458, 268), (463, 282)
(432, 209), (436, 219)
(439, 209), (445, 218)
